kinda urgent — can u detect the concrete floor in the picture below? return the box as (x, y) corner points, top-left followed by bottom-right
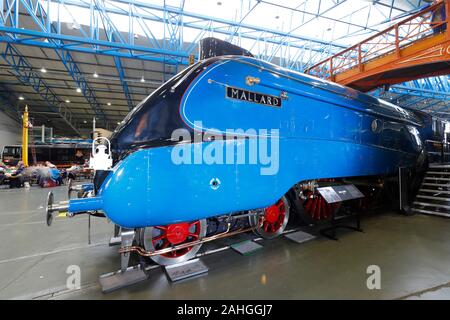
(2, 184), (450, 299)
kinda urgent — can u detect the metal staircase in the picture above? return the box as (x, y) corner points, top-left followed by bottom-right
(412, 164), (450, 217)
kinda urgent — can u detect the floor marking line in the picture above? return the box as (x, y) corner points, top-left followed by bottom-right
(0, 209), (42, 216)
(397, 280), (450, 300)
(0, 217), (89, 228)
(0, 242), (109, 265)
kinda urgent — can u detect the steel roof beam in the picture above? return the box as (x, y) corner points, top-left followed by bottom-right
(93, 0), (134, 110)
(389, 85), (450, 101)
(13, 0), (108, 125)
(0, 0), (345, 70)
(0, 43), (81, 135)
(56, 0), (348, 48)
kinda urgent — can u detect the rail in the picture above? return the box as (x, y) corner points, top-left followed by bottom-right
(305, 0), (450, 81)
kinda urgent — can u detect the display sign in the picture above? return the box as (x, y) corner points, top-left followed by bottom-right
(317, 184), (364, 204)
(226, 86), (282, 107)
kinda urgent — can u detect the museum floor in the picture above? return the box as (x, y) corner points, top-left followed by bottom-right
(1, 184), (450, 300)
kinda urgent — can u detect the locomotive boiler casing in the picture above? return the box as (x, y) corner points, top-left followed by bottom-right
(69, 56), (424, 228)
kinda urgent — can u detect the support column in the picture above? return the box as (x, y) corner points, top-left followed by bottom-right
(22, 105), (28, 166)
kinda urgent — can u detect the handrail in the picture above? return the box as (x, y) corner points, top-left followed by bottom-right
(425, 139), (450, 145)
(425, 139), (450, 163)
(305, 0), (449, 81)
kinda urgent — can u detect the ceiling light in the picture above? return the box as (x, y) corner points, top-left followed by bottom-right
(76, 88), (81, 93)
(93, 72), (98, 78)
(40, 67), (47, 73)
(83, 120), (87, 124)
(70, 23), (80, 30)
(18, 96), (24, 100)
(65, 99), (70, 103)
(275, 15), (280, 19)
(217, 1), (222, 5)
(117, 122), (120, 125)
(107, 102), (111, 106)
(140, 76), (145, 83)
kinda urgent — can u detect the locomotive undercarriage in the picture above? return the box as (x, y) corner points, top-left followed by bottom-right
(49, 175), (388, 267)
(117, 177), (385, 266)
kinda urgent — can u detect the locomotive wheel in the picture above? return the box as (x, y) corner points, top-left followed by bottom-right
(249, 196), (290, 239)
(296, 189), (337, 225)
(139, 219), (207, 266)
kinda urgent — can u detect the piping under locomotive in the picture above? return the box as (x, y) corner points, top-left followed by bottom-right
(46, 49), (428, 265)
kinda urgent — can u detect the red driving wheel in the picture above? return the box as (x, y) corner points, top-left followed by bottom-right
(262, 198), (287, 234)
(140, 219), (207, 265)
(249, 196), (290, 239)
(152, 221), (202, 258)
(302, 190), (335, 221)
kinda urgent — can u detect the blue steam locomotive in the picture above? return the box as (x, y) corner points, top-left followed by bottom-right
(46, 39), (429, 266)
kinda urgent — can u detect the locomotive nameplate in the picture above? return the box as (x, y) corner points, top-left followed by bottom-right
(226, 86), (282, 107)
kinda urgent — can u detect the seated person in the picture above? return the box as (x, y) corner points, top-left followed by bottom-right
(38, 163), (63, 187)
(6, 161), (25, 188)
(50, 167), (63, 186)
(0, 161), (6, 185)
(66, 165), (81, 180)
(45, 161), (57, 168)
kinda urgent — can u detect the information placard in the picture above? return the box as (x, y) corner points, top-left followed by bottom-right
(317, 184), (364, 204)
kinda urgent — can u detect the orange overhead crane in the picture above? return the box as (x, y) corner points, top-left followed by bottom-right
(305, 0), (450, 92)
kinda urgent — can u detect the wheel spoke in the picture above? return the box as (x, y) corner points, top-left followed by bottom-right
(252, 197), (288, 238)
(190, 221), (200, 228)
(152, 234), (165, 243)
(189, 233), (199, 239)
(145, 220), (205, 263)
(160, 239), (170, 249)
(319, 197), (326, 219)
(306, 199), (313, 212)
(311, 198), (318, 219)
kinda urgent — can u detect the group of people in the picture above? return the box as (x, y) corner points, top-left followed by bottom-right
(0, 161), (26, 188)
(0, 161), (63, 188)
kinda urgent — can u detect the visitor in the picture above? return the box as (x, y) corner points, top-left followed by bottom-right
(75, 149), (85, 165)
(431, 0), (447, 34)
(7, 161), (25, 188)
(50, 166), (63, 186)
(0, 161), (6, 185)
(45, 161), (56, 168)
